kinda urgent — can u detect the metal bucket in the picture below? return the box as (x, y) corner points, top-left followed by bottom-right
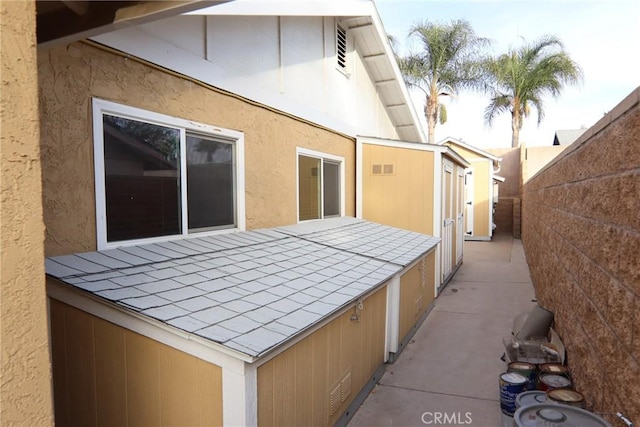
(499, 372), (528, 416)
(508, 362), (537, 390)
(546, 389), (586, 408)
(539, 363), (569, 377)
(515, 391), (547, 409)
(538, 373), (572, 391)
(513, 403), (612, 427)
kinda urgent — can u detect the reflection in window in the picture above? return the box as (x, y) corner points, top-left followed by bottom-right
(323, 161), (340, 217)
(298, 155), (321, 221)
(298, 154), (342, 221)
(103, 115), (181, 242)
(186, 135), (234, 231)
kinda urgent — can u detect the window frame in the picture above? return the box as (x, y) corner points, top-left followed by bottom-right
(296, 147), (345, 223)
(92, 98), (245, 250)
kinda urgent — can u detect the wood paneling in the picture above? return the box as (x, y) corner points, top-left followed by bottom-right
(257, 285), (387, 427)
(361, 144), (435, 235)
(398, 253), (435, 341)
(472, 161), (491, 238)
(49, 299), (223, 427)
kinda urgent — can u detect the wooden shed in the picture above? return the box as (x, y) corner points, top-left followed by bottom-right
(440, 138), (503, 241)
(46, 218), (438, 427)
(356, 137), (469, 303)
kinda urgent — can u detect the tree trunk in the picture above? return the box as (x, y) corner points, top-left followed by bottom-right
(511, 102), (521, 148)
(425, 95), (437, 144)
(511, 116), (520, 148)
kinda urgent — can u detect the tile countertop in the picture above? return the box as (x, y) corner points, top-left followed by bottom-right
(45, 218), (440, 358)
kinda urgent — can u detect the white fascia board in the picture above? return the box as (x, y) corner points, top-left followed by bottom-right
(385, 275), (401, 356)
(188, 0), (373, 17)
(367, 3), (427, 143)
(443, 147), (471, 168)
(356, 139), (364, 219)
(433, 152), (443, 291)
(357, 135), (447, 153)
(437, 137), (501, 162)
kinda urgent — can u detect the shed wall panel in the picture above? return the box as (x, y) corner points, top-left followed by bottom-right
(257, 285), (387, 427)
(49, 298), (223, 427)
(398, 253), (435, 341)
(361, 144), (435, 235)
(472, 161), (491, 238)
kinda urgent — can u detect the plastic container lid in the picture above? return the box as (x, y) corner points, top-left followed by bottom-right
(514, 403), (612, 427)
(516, 391), (547, 409)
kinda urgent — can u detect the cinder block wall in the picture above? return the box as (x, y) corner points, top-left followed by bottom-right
(521, 88), (639, 423)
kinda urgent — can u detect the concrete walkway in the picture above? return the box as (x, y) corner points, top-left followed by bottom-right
(349, 233), (536, 427)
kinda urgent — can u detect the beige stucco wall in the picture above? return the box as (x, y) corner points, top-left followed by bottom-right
(522, 145), (570, 183)
(38, 41), (356, 256)
(49, 298), (223, 427)
(0, 1), (55, 425)
(522, 88), (640, 424)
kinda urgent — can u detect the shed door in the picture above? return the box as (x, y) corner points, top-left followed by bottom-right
(442, 162), (454, 281)
(464, 169), (474, 237)
(456, 167), (464, 263)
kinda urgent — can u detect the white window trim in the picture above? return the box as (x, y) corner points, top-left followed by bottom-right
(92, 98), (245, 250)
(295, 147), (345, 223)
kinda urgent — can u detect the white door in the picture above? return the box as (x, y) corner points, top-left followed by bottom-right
(464, 169), (474, 237)
(442, 162), (454, 281)
(456, 167), (464, 263)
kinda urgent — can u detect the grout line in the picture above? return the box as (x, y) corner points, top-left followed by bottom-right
(377, 383), (499, 403)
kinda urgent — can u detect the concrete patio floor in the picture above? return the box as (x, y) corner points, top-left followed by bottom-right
(348, 233), (536, 427)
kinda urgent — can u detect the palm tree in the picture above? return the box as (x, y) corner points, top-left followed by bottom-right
(484, 35), (583, 148)
(397, 20), (490, 144)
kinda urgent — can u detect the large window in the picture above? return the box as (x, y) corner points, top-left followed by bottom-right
(93, 99), (244, 249)
(297, 148), (344, 221)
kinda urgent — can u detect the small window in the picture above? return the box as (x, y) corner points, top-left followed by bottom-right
(336, 24), (347, 70)
(93, 99), (245, 249)
(297, 149), (344, 221)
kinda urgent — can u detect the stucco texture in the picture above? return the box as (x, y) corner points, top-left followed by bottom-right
(521, 88), (640, 424)
(38, 41), (356, 256)
(1, 1), (54, 425)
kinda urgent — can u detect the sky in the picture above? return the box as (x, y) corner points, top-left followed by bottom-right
(375, 0), (640, 149)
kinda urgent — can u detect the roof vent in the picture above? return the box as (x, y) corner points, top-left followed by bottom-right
(336, 24), (347, 69)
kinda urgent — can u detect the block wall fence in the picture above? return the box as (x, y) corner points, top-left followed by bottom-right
(521, 87), (640, 424)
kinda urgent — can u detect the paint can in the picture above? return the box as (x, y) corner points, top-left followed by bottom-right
(539, 363), (569, 378)
(499, 372), (528, 416)
(538, 373), (572, 391)
(514, 403), (612, 427)
(546, 389), (586, 408)
(508, 362), (537, 390)
(515, 390), (547, 409)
